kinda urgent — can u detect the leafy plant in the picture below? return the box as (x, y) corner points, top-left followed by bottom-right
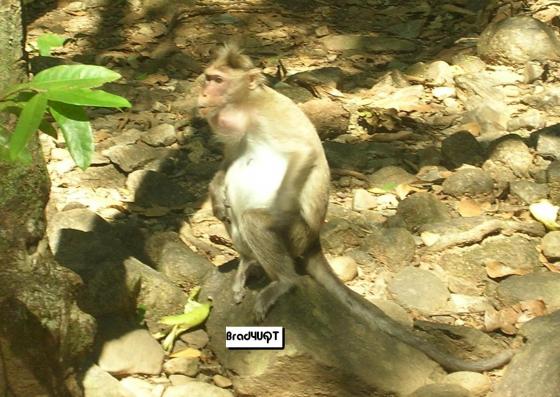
(158, 286), (212, 352)
(0, 64), (131, 169)
(36, 33), (67, 56)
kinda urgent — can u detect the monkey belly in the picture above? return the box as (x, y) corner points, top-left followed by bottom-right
(224, 143), (288, 254)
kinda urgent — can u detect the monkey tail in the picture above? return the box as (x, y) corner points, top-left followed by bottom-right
(305, 246), (514, 372)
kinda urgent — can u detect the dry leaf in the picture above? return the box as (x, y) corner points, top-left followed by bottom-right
(517, 299), (547, 324)
(170, 347), (202, 359)
(457, 121), (481, 136)
(485, 260), (533, 278)
(421, 231), (441, 246)
(457, 197), (483, 217)
(395, 184), (415, 200)
(484, 306), (520, 334)
(529, 200), (560, 230)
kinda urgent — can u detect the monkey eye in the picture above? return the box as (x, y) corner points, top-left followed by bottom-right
(206, 74), (224, 84)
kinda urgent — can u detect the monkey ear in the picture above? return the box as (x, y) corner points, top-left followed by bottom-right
(247, 68), (264, 90)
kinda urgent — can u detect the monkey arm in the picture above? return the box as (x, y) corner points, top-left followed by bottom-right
(271, 146), (317, 230)
(209, 168), (228, 222)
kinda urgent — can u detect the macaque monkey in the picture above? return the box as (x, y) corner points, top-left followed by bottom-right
(197, 45), (512, 372)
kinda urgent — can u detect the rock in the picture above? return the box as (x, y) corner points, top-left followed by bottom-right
(487, 135), (533, 178)
(371, 85), (425, 110)
(532, 124), (560, 160)
(524, 61), (545, 83)
(417, 147), (443, 167)
(321, 216), (366, 255)
(120, 377), (157, 397)
(410, 383), (474, 397)
(406, 60), (455, 85)
(509, 180), (548, 204)
(478, 16), (560, 65)
(507, 109), (546, 131)
(320, 34), (416, 52)
(327, 256), (358, 282)
(63, 164), (126, 189)
(315, 25), (330, 37)
(541, 231), (560, 259)
(547, 160), (560, 204)
(97, 317), (165, 376)
(0, 260), (96, 397)
(490, 311), (560, 397)
(396, 192), (452, 231)
(163, 357), (200, 377)
(466, 102), (510, 138)
(441, 131), (485, 168)
(300, 98), (350, 139)
(442, 168), (494, 197)
(169, 374), (194, 385)
(454, 73), (505, 105)
(523, 86), (560, 111)
(213, 374), (233, 388)
(448, 294), (493, 314)
(451, 54), (486, 74)
(141, 123), (177, 147)
(443, 371), (491, 397)
(145, 231), (213, 288)
(201, 270), (443, 397)
(47, 208), (125, 272)
(388, 267), (450, 314)
(274, 83), (315, 103)
(180, 329), (210, 349)
(124, 256), (187, 333)
(126, 170), (194, 209)
(497, 272), (560, 310)
(324, 141), (400, 170)
(369, 165), (416, 188)
(478, 235), (539, 275)
(82, 365), (134, 397)
(361, 227), (416, 271)
(482, 159), (517, 190)
(433, 86), (456, 100)
(103, 142), (173, 173)
(352, 189), (377, 211)
(163, 382), (234, 397)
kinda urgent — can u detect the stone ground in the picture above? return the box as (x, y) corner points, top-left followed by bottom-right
(21, 0), (560, 396)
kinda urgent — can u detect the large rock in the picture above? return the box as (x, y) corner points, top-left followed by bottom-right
(200, 265), (444, 397)
(490, 310), (560, 397)
(478, 16), (560, 65)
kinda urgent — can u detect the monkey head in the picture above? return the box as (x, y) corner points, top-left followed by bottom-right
(197, 45), (264, 119)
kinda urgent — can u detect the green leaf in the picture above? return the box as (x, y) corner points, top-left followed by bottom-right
(31, 65), (122, 91)
(37, 33), (66, 56)
(159, 301), (211, 327)
(49, 101), (93, 170)
(9, 93), (47, 160)
(39, 119), (58, 138)
(46, 88), (131, 108)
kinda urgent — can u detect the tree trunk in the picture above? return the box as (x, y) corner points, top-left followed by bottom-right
(0, 2), (95, 396)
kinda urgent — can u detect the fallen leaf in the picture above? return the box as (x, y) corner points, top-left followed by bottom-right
(485, 260), (533, 278)
(457, 197), (483, 217)
(170, 347), (202, 359)
(395, 183), (415, 200)
(484, 306), (519, 334)
(529, 199), (560, 230)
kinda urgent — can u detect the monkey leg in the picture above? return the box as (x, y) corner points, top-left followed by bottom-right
(232, 257), (257, 304)
(240, 209), (300, 321)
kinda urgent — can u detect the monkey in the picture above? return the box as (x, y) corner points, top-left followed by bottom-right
(197, 44), (513, 373)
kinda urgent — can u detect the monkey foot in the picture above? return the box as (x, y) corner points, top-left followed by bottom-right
(253, 280), (294, 322)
